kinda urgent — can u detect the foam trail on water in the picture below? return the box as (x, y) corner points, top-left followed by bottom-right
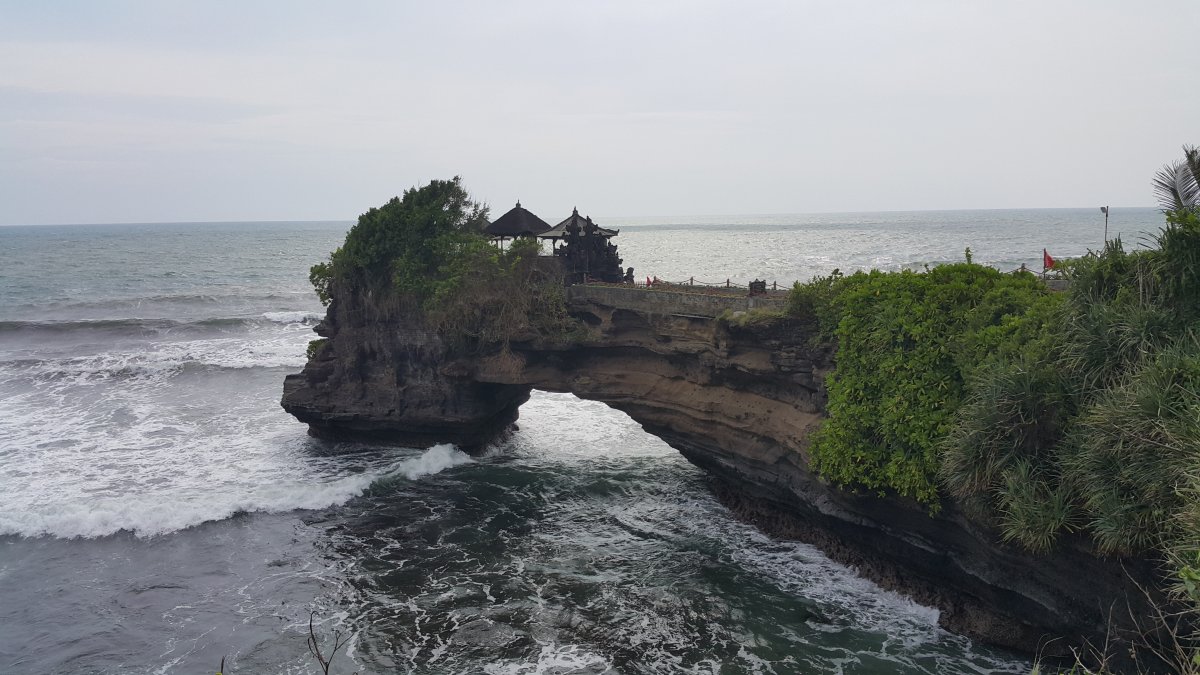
(0, 444), (474, 539)
(261, 310), (323, 324)
(482, 643), (612, 675)
(0, 472), (378, 539)
(4, 329), (312, 380)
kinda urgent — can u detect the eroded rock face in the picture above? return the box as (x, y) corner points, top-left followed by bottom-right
(281, 284), (531, 450)
(282, 285), (1161, 658)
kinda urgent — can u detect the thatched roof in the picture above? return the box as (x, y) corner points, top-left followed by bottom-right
(538, 207), (618, 239)
(484, 202), (552, 237)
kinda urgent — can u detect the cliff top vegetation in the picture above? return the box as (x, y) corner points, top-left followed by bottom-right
(308, 177), (579, 352)
(792, 143), (1200, 669)
(308, 176), (488, 306)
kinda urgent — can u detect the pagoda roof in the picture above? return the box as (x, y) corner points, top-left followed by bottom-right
(538, 208), (619, 238)
(484, 202), (552, 237)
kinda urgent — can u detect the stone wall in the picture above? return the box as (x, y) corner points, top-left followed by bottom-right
(567, 284), (787, 318)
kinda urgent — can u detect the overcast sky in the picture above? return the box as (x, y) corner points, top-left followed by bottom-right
(1, 1), (1197, 225)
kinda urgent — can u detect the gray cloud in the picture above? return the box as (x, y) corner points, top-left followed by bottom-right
(1, 1), (1197, 225)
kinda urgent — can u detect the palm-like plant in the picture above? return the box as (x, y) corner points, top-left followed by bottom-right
(1153, 144), (1200, 211)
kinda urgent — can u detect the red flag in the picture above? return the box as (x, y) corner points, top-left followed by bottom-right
(1043, 248), (1055, 270)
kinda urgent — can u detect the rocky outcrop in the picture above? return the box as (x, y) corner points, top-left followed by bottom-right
(282, 284), (1162, 659)
(281, 285), (531, 450)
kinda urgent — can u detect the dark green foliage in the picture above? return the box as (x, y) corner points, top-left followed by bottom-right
(786, 269), (843, 340)
(943, 356), (1072, 499)
(338, 177), (487, 293)
(1067, 237), (1143, 304)
(1059, 292), (1177, 395)
(1153, 209), (1200, 320)
(1064, 339), (1200, 555)
(996, 459), (1078, 553)
(307, 177), (578, 352)
(942, 166), (1200, 560)
(306, 338), (329, 360)
(426, 236), (583, 350)
(309, 261), (333, 306)
(806, 262), (1052, 505)
(796, 146), (1200, 657)
(310, 177), (489, 306)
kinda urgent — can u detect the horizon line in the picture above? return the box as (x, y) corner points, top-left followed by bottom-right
(0, 205), (1160, 228)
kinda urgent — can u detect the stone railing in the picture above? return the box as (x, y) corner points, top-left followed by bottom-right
(568, 283), (788, 318)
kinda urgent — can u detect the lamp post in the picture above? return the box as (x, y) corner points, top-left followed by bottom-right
(1101, 205), (1109, 243)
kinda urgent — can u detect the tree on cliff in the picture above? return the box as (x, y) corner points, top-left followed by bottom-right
(308, 178), (579, 351)
(309, 177), (489, 305)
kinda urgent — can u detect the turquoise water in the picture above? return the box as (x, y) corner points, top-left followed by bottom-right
(0, 209), (1166, 673)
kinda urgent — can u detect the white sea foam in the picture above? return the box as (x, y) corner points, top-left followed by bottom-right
(482, 643), (613, 675)
(261, 310), (323, 324)
(507, 392), (1000, 669)
(0, 403), (473, 541)
(7, 330), (311, 383)
(397, 443), (474, 480)
(0, 472), (379, 539)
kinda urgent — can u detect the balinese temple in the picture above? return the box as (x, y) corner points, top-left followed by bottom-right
(537, 207), (619, 243)
(484, 201), (552, 248)
(485, 202), (630, 285)
(538, 208), (627, 284)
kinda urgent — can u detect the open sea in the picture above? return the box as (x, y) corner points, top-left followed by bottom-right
(0, 208), (1163, 674)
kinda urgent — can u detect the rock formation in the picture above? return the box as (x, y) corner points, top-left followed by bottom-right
(282, 283), (1162, 660)
(282, 284), (531, 450)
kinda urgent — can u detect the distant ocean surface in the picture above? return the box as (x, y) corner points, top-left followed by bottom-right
(0, 208), (1163, 673)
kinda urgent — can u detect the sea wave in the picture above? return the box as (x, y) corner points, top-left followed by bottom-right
(0, 445), (473, 539)
(398, 443), (475, 481)
(1, 333), (311, 379)
(12, 292), (305, 313)
(261, 310), (324, 324)
(0, 312), (321, 337)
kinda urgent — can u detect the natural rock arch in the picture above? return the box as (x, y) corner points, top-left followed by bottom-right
(282, 284), (1159, 658)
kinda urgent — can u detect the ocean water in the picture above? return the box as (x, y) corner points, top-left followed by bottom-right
(0, 208), (1164, 674)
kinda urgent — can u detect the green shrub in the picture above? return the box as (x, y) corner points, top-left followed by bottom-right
(786, 269), (843, 339)
(1064, 337), (1200, 555)
(943, 356), (1072, 495)
(306, 338), (329, 360)
(307, 178), (578, 353)
(941, 193), (1200, 562)
(310, 177), (489, 306)
(426, 235), (583, 350)
(1153, 208), (1200, 322)
(309, 261), (334, 306)
(809, 263), (1052, 506)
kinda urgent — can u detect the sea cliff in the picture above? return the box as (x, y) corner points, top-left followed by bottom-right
(282, 281), (1161, 659)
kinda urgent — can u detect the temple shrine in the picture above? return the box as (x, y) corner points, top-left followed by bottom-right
(482, 201), (551, 248)
(485, 203), (628, 284)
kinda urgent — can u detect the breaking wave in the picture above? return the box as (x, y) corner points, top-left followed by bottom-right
(0, 445), (473, 539)
(1, 332), (314, 381)
(12, 291), (307, 313)
(261, 310), (323, 324)
(0, 312), (322, 338)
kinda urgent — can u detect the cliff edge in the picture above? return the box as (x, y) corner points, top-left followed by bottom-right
(282, 283), (1161, 659)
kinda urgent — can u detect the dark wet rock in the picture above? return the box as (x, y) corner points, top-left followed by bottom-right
(281, 283), (530, 452)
